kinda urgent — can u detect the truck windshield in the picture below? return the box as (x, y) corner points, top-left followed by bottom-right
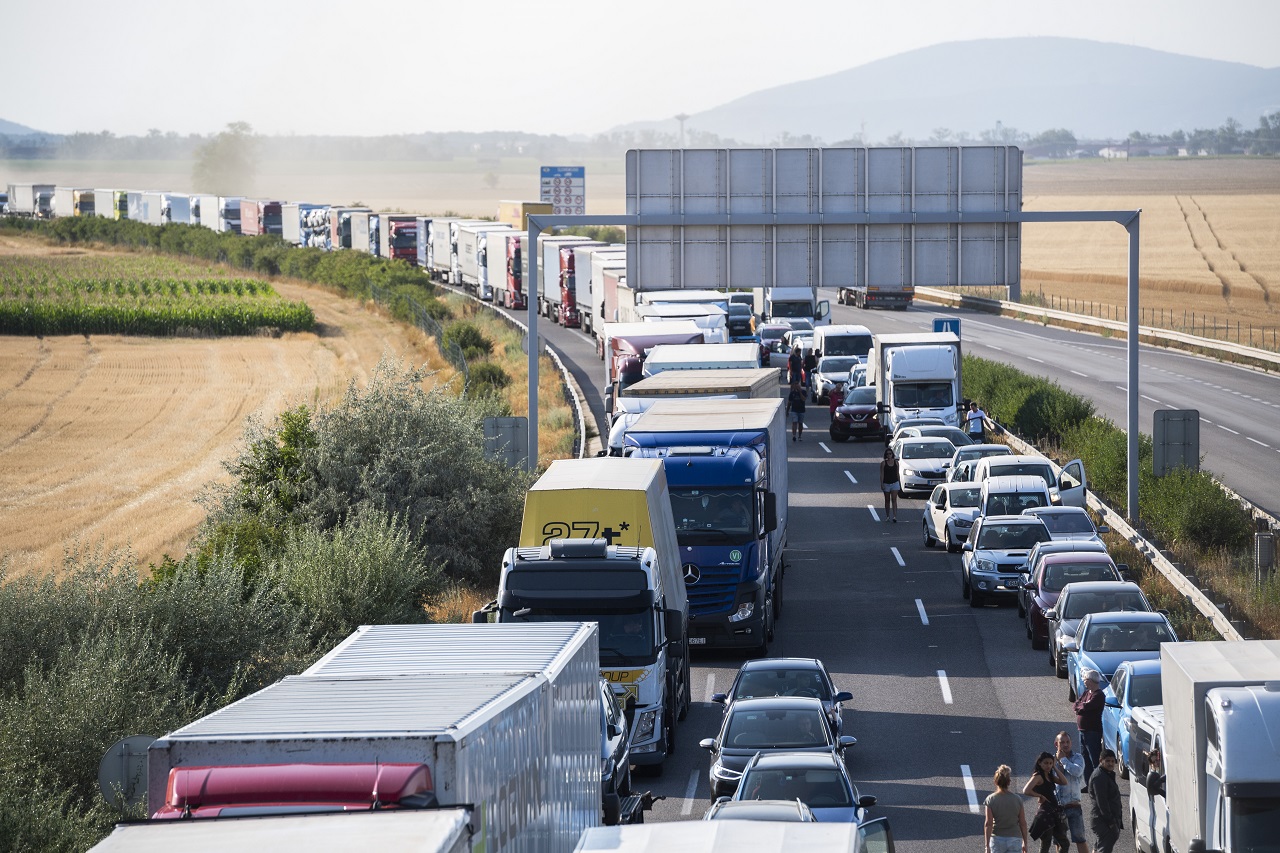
(893, 382), (954, 408)
(669, 488), (754, 541)
(821, 335), (872, 358)
(770, 302), (812, 319)
(1232, 796), (1280, 848)
(504, 609), (656, 665)
(392, 234), (416, 248)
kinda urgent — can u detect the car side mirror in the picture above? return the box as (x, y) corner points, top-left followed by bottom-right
(838, 736), (857, 750)
(763, 492), (778, 534)
(1097, 524), (1110, 534)
(663, 609), (683, 643)
(833, 691), (853, 703)
(699, 738), (717, 751)
(711, 692), (728, 704)
(857, 795), (878, 809)
(1063, 640), (1078, 652)
(962, 542), (973, 552)
(1105, 697), (1121, 709)
(608, 722), (623, 738)
(1044, 609), (1058, 620)
(1023, 581), (1036, 591)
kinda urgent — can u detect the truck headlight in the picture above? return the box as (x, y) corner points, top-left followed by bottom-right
(728, 602), (755, 623)
(634, 710), (656, 740)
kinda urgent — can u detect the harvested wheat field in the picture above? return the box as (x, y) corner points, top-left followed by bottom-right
(0, 236), (445, 577)
(1019, 158), (1280, 344)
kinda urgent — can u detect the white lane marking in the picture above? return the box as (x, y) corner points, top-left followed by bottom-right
(705, 673), (716, 703)
(1218, 425), (1240, 435)
(1027, 357), (1045, 364)
(916, 599), (930, 625)
(820, 441), (832, 454)
(845, 470), (858, 485)
(938, 670), (954, 704)
(1202, 418), (1215, 425)
(1247, 437), (1270, 448)
(1070, 370), (1089, 378)
(868, 505), (881, 522)
(988, 345), (1003, 351)
(681, 770), (699, 815)
(1141, 395), (1162, 404)
(1115, 386), (1127, 392)
(891, 547), (905, 567)
(961, 765), (980, 814)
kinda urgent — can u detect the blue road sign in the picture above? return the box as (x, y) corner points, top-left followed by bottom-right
(933, 317), (961, 336)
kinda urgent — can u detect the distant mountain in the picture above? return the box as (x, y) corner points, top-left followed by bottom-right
(626, 38), (1280, 143)
(0, 118), (44, 136)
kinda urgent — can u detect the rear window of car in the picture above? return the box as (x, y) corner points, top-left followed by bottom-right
(1062, 590), (1150, 619)
(1043, 562), (1118, 591)
(977, 523), (1051, 550)
(1038, 512), (1095, 534)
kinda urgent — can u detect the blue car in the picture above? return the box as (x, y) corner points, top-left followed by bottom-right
(1101, 659), (1163, 781)
(1065, 611), (1178, 703)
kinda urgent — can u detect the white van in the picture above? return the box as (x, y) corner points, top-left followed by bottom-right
(972, 454), (1088, 507)
(979, 475), (1052, 519)
(813, 324), (873, 362)
(1128, 706), (1169, 853)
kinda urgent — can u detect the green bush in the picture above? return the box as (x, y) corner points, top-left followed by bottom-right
(467, 362), (513, 398)
(443, 321), (492, 357)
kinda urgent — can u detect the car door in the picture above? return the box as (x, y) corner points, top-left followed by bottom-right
(1058, 459), (1087, 507)
(857, 817), (896, 853)
(927, 486), (947, 540)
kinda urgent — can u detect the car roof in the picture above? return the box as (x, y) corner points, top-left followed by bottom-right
(739, 658), (824, 672)
(747, 750), (845, 770)
(1083, 611), (1168, 625)
(940, 481), (980, 493)
(1121, 659), (1163, 675)
(984, 474), (1050, 491)
(899, 436), (954, 447)
(1033, 540), (1108, 554)
(986, 454), (1050, 465)
(1061, 580), (1142, 594)
(706, 799), (814, 820)
(1023, 506), (1090, 517)
(1040, 552), (1114, 565)
(981, 514), (1048, 525)
(727, 696), (827, 712)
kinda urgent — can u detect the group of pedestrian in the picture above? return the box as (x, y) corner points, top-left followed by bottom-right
(983, 724), (1124, 853)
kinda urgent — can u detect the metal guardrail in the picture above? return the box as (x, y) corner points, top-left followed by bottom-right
(998, 428), (1244, 640)
(915, 287), (1280, 370)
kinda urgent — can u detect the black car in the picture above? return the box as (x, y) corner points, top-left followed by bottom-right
(712, 657), (852, 735)
(699, 697), (855, 799)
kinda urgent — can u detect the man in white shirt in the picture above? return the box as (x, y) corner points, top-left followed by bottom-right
(965, 401), (990, 441)
(1055, 731), (1088, 853)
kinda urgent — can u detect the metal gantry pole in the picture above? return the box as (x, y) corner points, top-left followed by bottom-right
(527, 219), (541, 472)
(1126, 211), (1142, 522)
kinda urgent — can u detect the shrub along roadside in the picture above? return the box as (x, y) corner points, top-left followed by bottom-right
(963, 354), (1266, 636)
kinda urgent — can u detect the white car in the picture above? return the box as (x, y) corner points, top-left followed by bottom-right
(950, 443), (1013, 471)
(894, 436), (955, 493)
(923, 482), (982, 552)
(948, 458), (980, 483)
(811, 356), (861, 403)
(1021, 506), (1108, 543)
(890, 418), (946, 445)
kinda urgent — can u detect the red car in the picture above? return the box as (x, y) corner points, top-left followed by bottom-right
(1022, 551), (1124, 650)
(829, 386), (884, 442)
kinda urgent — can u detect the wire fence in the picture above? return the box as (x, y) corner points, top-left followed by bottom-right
(369, 282), (469, 389)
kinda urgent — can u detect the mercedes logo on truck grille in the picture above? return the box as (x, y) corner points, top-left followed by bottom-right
(682, 563), (701, 584)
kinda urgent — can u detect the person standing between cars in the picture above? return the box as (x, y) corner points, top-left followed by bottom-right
(1087, 750), (1123, 853)
(787, 346), (804, 386)
(786, 381), (807, 442)
(803, 348), (820, 391)
(966, 400), (992, 442)
(984, 764), (1030, 853)
(828, 382), (845, 419)
(879, 447), (900, 522)
(1053, 731), (1088, 853)
(1073, 671), (1106, 786)
(1023, 752), (1069, 853)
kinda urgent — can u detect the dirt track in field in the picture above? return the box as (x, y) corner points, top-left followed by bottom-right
(0, 238), (438, 576)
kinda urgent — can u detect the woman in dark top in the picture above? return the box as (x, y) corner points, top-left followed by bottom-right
(879, 447), (900, 522)
(1023, 751), (1069, 853)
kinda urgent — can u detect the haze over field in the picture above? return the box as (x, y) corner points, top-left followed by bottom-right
(2, 0), (1278, 139)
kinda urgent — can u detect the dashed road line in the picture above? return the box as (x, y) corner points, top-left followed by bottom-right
(961, 765), (980, 814)
(916, 599), (930, 626)
(1218, 425), (1240, 435)
(1027, 357), (1045, 364)
(1247, 437), (1269, 448)
(938, 670), (954, 704)
(868, 505), (881, 522)
(681, 770), (699, 815)
(1141, 395), (1162, 404)
(1070, 370), (1089, 378)
(845, 470), (858, 485)
(891, 547), (905, 567)
(705, 673), (716, 702)
(820, 441), (832, 454)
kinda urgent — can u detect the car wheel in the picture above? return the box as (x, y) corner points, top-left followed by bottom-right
(1055, 650), (1068, 679)
(945, 532), (960, 553)
(1017, 596), (1026, 618)
(1067, 677), (1077, 703)
(1031, 625), (1048, 651)
(923, 521), (936, 548)
(1048, 641), (1057, 669)
(961, 572), (971, 600)
(1025, 615), (1033, 639)
(1116, 735), (1129, 780)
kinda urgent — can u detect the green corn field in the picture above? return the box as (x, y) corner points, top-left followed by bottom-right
(0, 254), (315, 336)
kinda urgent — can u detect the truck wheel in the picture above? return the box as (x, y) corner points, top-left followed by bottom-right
(664, 709), (677, 757)
(773, 569), (784, 622)
(603, 792), (622, 826)
(618, 761), (632, 797)
(679, 648), (691, 720)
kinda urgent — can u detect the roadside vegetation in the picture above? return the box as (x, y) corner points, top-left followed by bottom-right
(964, 354), (1273, 640)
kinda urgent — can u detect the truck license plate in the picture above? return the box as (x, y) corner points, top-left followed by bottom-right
(688, 637), (707, 645)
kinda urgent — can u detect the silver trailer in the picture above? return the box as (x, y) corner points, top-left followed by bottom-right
(415, 216), (433, 268)
(126, 191), (144, 222)
(94, 189), (126, 220)
(163, 193), (192, 224)
(447, 219), (491, 284)
(575, 246), (625, 337)
(328, 207), (370, 249)
(350, 211), (381, 256)
(457, 222), (515, 299)
(539, 236), (593, 322)
(7, 183), (55, 217)
(150, 623), (600, 853)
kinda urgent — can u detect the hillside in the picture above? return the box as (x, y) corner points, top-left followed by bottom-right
(0, 118), (42, 136)
(627, 37), (1280, 143)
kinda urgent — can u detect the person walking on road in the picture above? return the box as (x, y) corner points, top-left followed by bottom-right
(966, 400), (992, 442)
(879, 447), (900, 522)
(787, 346), (804, 386)
(1023, 752), (1069, 853)
(803, 348), (820, 391)
(786, 381), (807, 442)
(1073, 671), (1106, 786)
(1087, 750), (1123, 853)
(984, 764), (1030, 853)
(1053, 732), (1088, 853)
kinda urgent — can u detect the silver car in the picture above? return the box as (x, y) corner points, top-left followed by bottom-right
(893, 437), (955, 493)
(961, 515), (1052, 608)
(923, 483), (982, 552)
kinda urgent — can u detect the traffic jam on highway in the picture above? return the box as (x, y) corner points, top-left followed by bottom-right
(14, 153), (1280, 853)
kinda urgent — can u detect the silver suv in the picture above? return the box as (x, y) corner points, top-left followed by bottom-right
(961, 515), (1051, 608)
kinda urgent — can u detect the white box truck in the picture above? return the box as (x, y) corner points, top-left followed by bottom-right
(538, 236), (594, 323)
(489, 230), (527, 309)
(867, 332), (962, 432)
(87, 809), (475, 853)
(457, 222), (514, 300)
(148, 623), (600, 853)
(574, 819), (894, 852)
(1160, 640), (1280, 853)
(575, 246), (625, 337)
(640, 342), (762, 377)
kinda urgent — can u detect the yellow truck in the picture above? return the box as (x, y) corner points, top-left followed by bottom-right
(481, 457), (691, 771)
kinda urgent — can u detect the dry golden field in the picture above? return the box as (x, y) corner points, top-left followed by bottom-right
(0, 236), (443, 576)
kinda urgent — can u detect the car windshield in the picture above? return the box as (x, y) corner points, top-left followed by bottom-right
(845, 387), (876, 405)
(1082, 621), (1174, 652)
(977, 523), (1051, 550)
(669, 488), (754, 540)
(739, 768), (852, 807)
(1128, 673), (1163, 707)
(949, 487), (981, 508)
(892, 382), (954, 408)
(1044, 562), (1117, 591)
(989, 462), (1057, 485)
(724, 709), (830, 749)
(733, 669), (831, 701)
(818, 357), (859, 373)
(1062, 590), (1150, 620)
(901, 442), (952, 460)
(1037, 512), (1096, 534)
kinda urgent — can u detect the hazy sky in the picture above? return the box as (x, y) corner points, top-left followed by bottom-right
(5, 0), (1279, 138)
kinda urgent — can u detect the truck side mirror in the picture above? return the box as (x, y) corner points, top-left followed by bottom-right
(663, 609), (683, 643)
(817, 300), (830, 320)
(471, 610), (489, 624)
(763, 492), (778, 534)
